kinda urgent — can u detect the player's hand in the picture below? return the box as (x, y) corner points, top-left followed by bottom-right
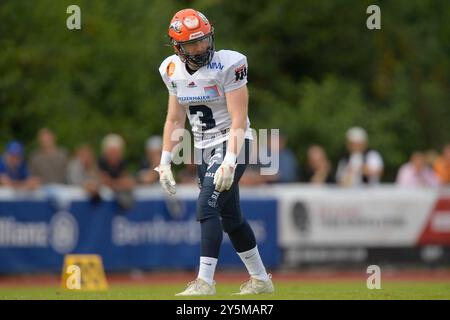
(214, 159), (236, 192)
(154, 164), (176, 195)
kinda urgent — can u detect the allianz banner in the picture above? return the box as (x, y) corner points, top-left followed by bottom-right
(0, 190), (278, 273)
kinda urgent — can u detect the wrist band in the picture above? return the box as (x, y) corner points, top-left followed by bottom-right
(160, 150), (172, 165)
(223, 152), (237, 165)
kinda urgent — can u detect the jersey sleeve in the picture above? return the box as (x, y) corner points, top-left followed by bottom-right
(158, 58), (177, 96)
(222, 52), (248, 93)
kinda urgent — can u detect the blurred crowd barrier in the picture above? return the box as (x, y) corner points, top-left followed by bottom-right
(0, 185), (449, 273)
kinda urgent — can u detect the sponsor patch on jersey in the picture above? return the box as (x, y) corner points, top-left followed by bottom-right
(167, 62), (175, 77)
(179, 95), (211, 103)
(188, 81), (197, 88)
(234, 64), (247, 82)
(207, 62), (225, 70)
(204, 85), (220, 98)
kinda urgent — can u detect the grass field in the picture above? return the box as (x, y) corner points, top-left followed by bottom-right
(1, 280), (450, 300)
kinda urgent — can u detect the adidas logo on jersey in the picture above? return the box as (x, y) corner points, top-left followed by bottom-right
(188, 81), (197, 88)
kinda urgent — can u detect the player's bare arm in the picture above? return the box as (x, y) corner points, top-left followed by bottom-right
(155, 95), (186, 195)
(162, 94), (186, 156)
(213, 85), (249, 192)
(226, 85), (248, 157)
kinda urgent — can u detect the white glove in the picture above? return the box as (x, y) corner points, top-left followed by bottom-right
(213, 153), (237, 192)
(154, 164), (176, 195)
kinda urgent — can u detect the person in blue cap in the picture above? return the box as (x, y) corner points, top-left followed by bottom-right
(0, 141), (40, 190)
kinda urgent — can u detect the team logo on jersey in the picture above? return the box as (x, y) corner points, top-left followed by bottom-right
(188, 81), (197, 88)
(183, 16), (200, 29)
(208, 191), (220, 208)
(207, 62), (225, 70)
(234, 64), (247, 82)
(169, 20), (182, 33)
(167, 62), (175, 77)
(204, 85), (220, 98)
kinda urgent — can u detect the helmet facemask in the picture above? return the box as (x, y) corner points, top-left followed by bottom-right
(171, 31), (215, 68)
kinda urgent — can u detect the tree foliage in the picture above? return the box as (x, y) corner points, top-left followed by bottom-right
(1, 0), (449, 179)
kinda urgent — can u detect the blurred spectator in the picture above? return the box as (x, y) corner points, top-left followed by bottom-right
(241, 133), (299, 185)
(137, 136), (162, 185)
(29, 128), (68, 184)
(433, 144), (450, 185)
(0, 141), (40, 190)
(98, 134), (135, 209)
(425, 149), (439, 167)
(67, 144), (101, 200)
(240, 165), (268, 186)
(336, 127), (383, 187)
(396, 151), (440, 187)
(303, 145), (335, 184)
(240, 137), (271, 186)
(268, 134), (299, 183)
(178, 153), (198, 185)
(178, 164), (198, 184)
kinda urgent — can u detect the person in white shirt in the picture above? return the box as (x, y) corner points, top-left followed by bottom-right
(155, 8), (273, 296)
(336, 127), (384, 186)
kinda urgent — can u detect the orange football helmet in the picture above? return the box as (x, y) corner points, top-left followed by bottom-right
(168, 9), (215, 67)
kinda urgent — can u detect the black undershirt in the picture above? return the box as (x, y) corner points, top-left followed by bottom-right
(185, 63), (198, 75)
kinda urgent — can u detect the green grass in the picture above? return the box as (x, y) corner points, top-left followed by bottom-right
(1, 280), (450, 300)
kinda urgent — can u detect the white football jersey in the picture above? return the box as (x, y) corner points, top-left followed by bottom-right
(159, 50), (253, 149)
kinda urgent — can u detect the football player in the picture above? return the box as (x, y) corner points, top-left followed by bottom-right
(156, 8), (274, 296)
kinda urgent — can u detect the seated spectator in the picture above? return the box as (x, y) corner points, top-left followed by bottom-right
(178, 153), (198, 185)
(0, 141), (40, 190)
(29, 128), (68, 184)
(137, 136), (162, 185)
(178, 164), (198, 184)
(336, 127), (383, 187)
(266, 133), (299, 183)
(243, 133), (299, 185)
(303, 145), (335, 184)
(396, 151), (440, 187)
(425, 149), (439, 167)
(98, 134), (135, 209)
(433, 144), (450, 185)
(67, 144), (101, 200)
(240, 138), (271, 186)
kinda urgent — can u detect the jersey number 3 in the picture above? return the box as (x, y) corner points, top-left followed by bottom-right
(189, 105), (216, 130)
